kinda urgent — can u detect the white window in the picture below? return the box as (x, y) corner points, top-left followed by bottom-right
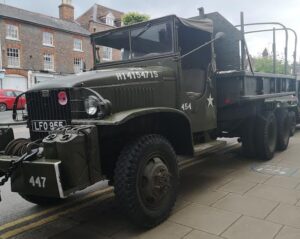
(43, 32), (54, 46)
(103, 47), (112, 61)
(44, 53), (54, 71)
(7, 48), (20, 67)
(6, 24), (19, 40)
(74, 39), (82, 51)
(106, 12), (115, 26)
(74, 58), (83, 73)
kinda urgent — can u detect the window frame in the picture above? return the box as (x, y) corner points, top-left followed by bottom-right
(6, 24), (19, 41)
(43, 32), (54, 47)
(102, 46), (113, 61)
(73, 57), (83, 73)
(106, 12), (115, 26)
(7, 48), (20, 68)
(43, 53), (55, 71)
(73, 38), (83, 52)
(93, 17), (176, 66)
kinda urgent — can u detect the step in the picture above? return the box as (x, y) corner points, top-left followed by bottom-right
(194, 140), (227, 157)
(178, 140), (227, 169)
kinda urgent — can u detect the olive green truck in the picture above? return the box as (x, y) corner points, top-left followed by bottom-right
(0, 10), (298, 228)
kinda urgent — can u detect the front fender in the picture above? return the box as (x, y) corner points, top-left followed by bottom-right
(72, 107), (190, 126)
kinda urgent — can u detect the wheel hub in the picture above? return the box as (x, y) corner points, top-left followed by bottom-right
(141, 157), (171, 207)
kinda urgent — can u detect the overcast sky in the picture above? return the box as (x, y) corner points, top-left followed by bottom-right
(2, 0), (299, 61)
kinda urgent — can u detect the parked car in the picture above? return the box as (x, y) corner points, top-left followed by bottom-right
(0, 89), (26, 112)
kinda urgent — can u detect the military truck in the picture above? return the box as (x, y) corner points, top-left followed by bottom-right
(0, 10), (297, 228)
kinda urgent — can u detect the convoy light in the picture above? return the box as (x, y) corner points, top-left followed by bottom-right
(58, 91), (68, 106)
(84, 95), (101, 116)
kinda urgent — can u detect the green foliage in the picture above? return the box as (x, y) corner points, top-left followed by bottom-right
(253, 57), (291, 74)
(122, 12), (150, 26)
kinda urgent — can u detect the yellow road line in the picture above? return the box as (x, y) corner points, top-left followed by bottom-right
(0, 187), (113, 232)
(0, 192), (114, 239)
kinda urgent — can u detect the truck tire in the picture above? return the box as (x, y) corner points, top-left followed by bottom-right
(276, 109), (290, 151)
(114, 134), (178, 228)
(241, 117), (257, 158)
(255, 112), (277, 160)
(289, 111), (296, 136)
(19, 194), (64, 206)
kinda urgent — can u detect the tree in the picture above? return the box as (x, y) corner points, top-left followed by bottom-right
(122, 12), (150, 26)
(253, 57), (291, 74)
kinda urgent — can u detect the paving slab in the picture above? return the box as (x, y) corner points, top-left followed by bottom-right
(275, 226), (300, 239)
(264, 175), (300, 189)
(245, 184), (300, 205)
(222, 216), (282, 239)
(111, 221), (192, 239)
(183, 229), (223, 239)
(212, 193), (278, 219)
(169, 203), (241, 235)
(216, 179), (257, 194)
(224, 170), (272, 184)
(267, 204), (300, 229)
(179, 189), (228, 206)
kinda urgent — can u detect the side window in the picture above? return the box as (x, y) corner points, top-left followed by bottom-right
(5, 91), (15, 97)
(178, 26), (212, 94)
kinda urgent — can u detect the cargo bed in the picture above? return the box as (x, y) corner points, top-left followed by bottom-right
(216, 70), (296, 108)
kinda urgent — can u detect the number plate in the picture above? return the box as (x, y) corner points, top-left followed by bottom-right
(31, 120), (66, 132)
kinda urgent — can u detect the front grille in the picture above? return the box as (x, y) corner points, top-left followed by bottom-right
(26, 89), (72, 140)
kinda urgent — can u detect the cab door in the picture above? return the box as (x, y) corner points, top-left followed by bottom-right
(177, 26), (217, 133)
(180, 64), (217, 133)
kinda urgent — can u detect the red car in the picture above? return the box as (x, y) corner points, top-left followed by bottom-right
(0, 89), (26, 112)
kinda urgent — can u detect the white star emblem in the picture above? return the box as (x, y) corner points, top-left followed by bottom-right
(207, 94), (214, 108)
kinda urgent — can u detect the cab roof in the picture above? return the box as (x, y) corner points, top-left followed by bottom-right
(91, 15), (213, 39)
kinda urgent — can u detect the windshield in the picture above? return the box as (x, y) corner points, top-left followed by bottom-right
(93, 21), (174, 64)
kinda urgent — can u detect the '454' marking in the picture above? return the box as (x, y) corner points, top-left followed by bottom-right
(181, 103), (192, 111)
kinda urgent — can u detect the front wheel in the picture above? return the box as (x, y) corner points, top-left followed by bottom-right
(0, 103), (7, 112)
(114, 134), (178, 228)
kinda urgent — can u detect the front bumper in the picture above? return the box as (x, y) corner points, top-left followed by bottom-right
(0, 156), (66, 198)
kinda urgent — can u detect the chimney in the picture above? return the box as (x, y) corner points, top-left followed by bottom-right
(59, 0), (74, 21)
(198, 7), (205, 18)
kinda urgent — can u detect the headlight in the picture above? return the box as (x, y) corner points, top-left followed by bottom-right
(84, 95), (101, 116)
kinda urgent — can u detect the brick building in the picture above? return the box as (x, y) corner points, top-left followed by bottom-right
(77, 4), (124, 62)
(0, 0), (93, 91)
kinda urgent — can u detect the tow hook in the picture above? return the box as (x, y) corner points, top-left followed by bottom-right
(0, 148), (39, 202)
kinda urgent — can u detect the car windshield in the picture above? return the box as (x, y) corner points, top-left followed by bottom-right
(93, 21), (173, 64)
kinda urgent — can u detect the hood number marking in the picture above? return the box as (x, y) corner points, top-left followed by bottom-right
(116, 71), (159, 81)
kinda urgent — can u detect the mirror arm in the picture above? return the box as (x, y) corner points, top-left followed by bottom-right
(179, 32), (225, 60)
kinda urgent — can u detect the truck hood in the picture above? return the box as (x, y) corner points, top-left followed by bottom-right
(28, 66), (175, 92)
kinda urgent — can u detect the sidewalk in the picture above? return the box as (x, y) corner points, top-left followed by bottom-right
(14, 132), (300, 239)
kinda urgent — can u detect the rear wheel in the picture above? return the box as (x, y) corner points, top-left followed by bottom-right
(114, 134), (178, 228)
(0, 103), (7, 112)
(289, 111), (296, 136)
(241, 117), (257, 158)
(19, 194), (64, 206)
(255, 112), (277, 160)
(276, 109), (290, 151)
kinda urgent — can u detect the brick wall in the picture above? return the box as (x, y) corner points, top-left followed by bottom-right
(0, 19), (93, 74)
